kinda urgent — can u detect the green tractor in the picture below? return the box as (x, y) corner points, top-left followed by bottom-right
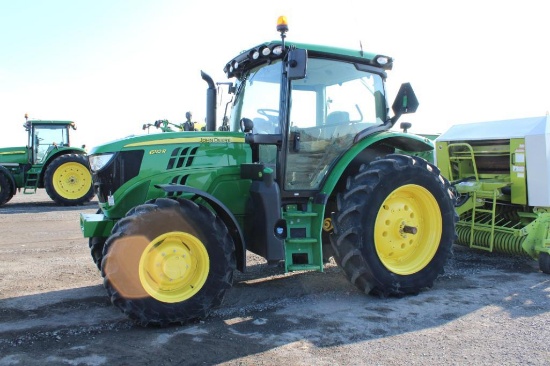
(0, 114), (94, 206)
(80, 17), (457, 326)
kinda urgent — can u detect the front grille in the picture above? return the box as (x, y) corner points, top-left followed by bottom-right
(93, 150), (144, 203)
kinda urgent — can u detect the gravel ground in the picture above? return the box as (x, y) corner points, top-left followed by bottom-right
(0, 190), (549, 366)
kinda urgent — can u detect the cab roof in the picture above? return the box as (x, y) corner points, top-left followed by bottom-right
(224, 40), (393, 79)
(27, 120), (75, 126)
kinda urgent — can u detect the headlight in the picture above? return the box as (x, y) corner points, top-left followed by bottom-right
(89, 153), (115, 172)
(272, 45), (283, 55)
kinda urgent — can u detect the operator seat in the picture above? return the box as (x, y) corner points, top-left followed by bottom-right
(326, 111), (350, 125)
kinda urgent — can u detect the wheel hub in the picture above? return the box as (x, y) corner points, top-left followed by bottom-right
(52, 161), (92, 199)
(139, 231), (209, 303)
(374, 184), (442, 275)
(163, 255), (188, 280)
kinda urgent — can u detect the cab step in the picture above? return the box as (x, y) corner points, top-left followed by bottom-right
(23, 168), (41, 194)
(283, 208), (323, 272)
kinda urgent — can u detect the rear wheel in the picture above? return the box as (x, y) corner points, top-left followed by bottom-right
(44, 154), (94, 206)
(0, 172), (14, 206)
(101, 198), (235, 326)
(331, 154), (457, 296)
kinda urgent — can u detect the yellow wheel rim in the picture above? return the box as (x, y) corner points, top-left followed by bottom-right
(374, 184), (442, 275)
(139, 231), (210, 303)
(52, 161), (92, 200)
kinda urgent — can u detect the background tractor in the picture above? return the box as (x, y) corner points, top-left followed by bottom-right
(0, 114), (94, 206)
(435, 115), (550, 274)
(80, 17), (457, 326)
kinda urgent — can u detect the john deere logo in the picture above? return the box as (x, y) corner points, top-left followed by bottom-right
(200, 137), (231, 143)
(125, 136), (244, 148)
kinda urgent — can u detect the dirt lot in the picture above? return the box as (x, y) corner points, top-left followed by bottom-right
(0, 190), (549, 366)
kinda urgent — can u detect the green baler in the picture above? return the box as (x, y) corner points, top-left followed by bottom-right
(435, 115), (550, 273)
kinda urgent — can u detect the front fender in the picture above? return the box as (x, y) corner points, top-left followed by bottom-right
(156, 184), (246, 272)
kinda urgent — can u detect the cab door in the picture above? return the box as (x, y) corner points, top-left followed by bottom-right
(283, 58), (386, 194)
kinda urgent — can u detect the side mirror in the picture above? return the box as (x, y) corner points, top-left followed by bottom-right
(392, 82), (419, 116)
(287, 49), (307, 80)
(390, 82), (419, 126)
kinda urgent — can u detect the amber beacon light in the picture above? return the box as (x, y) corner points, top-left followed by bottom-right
(276, 16), (288, 34)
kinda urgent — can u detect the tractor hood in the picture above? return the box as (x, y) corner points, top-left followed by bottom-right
(0, 146), (29, 165)
(87, 130), (251, 217)
(89, 131), (246, 155)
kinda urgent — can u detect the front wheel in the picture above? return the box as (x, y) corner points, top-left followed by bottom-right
(331, 154), (457, 296)
(101, 198), (236, 326)
(0, 172), (14, 206)
(44, 154), (94, 206)
(89, 209), (106, 270)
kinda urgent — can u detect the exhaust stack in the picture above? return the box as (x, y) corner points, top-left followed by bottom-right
(201, 71), (217, 132)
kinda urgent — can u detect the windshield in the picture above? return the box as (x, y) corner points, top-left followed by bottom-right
(33, 125), (70, 163)
(230, 60), (282, 134)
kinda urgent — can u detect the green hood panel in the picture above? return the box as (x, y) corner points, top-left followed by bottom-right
(89, 131), (246, 154)
(0, 146), (29, 165)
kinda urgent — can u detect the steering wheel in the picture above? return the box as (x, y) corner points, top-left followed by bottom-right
(255, 109), (280, 134)
(257, 108), (279, 123)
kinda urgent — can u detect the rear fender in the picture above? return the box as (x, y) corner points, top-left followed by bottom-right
(40, 150), (88, 186)
(322, 131), (435, 197)
(43, 148), (86, 165)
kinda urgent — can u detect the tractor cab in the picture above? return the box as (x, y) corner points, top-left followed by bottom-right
(219, 16), (419, 198)
(24, 114), (76, 164)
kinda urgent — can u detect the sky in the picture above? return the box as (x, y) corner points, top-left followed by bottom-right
(1, 0), (549, 149)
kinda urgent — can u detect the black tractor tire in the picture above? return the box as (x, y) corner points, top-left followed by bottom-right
(101, 197), (236, 326)
(539, 252), (550, 274)
(330, 154), (457, 297)
(89, 236), (106, 270)
(0, 172), (14, 206)
(44, 154), (94, 206)
(89, 208), (106, 270)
